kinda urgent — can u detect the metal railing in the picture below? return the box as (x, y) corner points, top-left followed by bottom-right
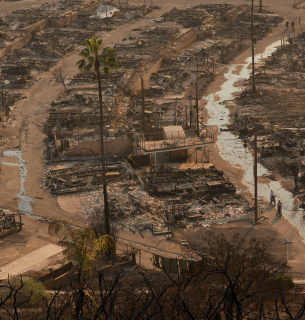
(134, 128), (215, 152)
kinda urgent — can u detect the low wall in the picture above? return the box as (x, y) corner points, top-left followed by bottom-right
(175, 34), (199, 53)
(0, 48), (5, 59)
(49, 12), (79, 27)
(66, 138), (132, 157)
(23, 19), (48, 33)
(130, 58), (164, 95)
(130, 28), (207, 95)
(39, 262), (73, 283)
(5, 34), (33, 54)
(0, 12), (79, 60)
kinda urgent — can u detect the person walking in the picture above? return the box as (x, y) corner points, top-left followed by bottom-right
(270, 190), (276, 205)
(293, 198), (298, 212)
(277, 200), (283, 217)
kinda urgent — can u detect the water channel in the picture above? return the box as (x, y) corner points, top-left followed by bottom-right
(204, 40), (305, 240)
(1, 150), (34, 214)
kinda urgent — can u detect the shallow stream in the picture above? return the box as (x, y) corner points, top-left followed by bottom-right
(204, 40), (305, 239)
(1, 150), (34, 214)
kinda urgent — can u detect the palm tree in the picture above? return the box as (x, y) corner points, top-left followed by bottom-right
(48, 220), (115, 282)
(49, 220), (115, 318)
(251, 0), (257, 93)
(77, 37), (117, 235)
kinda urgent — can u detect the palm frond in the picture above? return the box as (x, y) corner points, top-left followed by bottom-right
(48, 220), (112, 279)
(78, 37), (117, 81)
(103, 66), (110, 76)
(79, 48), (90, 58)
(77, 58), (86, 70)
(84, 62), (93, 72)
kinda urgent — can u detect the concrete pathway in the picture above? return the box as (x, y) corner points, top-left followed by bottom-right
(0, 243), (63, 280)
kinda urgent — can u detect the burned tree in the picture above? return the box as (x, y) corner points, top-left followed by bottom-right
(52, 67), (69, 95)
(285, 160), (303, 194)
(185, 231), (290, 319)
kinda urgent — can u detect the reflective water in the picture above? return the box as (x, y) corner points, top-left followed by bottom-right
(204, 40), (305, 238)
(1, 150), (34, 214)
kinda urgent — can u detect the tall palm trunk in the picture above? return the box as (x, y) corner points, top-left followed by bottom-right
(251, 0), (256, 93)
(95, 59), (110, 236)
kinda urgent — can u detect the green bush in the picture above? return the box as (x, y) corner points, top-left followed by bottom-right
(0, 276), (49, 308)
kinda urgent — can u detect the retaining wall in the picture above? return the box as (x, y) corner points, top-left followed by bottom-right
(0, 48), (5, 59)
(65, 138), (132, 157)
(49, 12), (79, 27)
(5, 33), (33, 54)
(0, 12), (79, 60)
(175, 34), (199, 53)
(130, 28), (207, 95)
(130, 58), (164, 95)
(23, 19), (48, 33)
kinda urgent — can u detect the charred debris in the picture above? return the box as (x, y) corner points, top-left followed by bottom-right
(229, 32), (305, 199)
(0, 2), (283, 233)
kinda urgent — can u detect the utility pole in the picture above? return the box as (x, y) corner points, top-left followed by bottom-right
(196, 82), (199, 137)
(212, 57), (215, 75)
(259, 0), (263, 13)
(141, 78), (145, 133)
(105, 2), (108, 30)
(1, 80), (9, 110)
(185, 103), (188, 130)
(1, 87), (4, 109)
(189, 101), (192, 127)
(254, 134), (258, 223)
(299, 17), (303, 33)
(166, 210), (170, 239)
(251, 0), (257, 93)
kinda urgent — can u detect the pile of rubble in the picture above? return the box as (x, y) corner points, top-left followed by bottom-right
(44, 89), (125, 160)
(0, 1), (285, 232)
(161, 7), (209, 28)
(229, 33), (305, 192)
(198, 4), (282, 41)
(142, 166), (236, 199)
(41, 4), (283, 232)
(0, 3), (82, 49)
(0, 0), (159, 123)
(47, 157), (125, 194)
(76, 162), (251, 235)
